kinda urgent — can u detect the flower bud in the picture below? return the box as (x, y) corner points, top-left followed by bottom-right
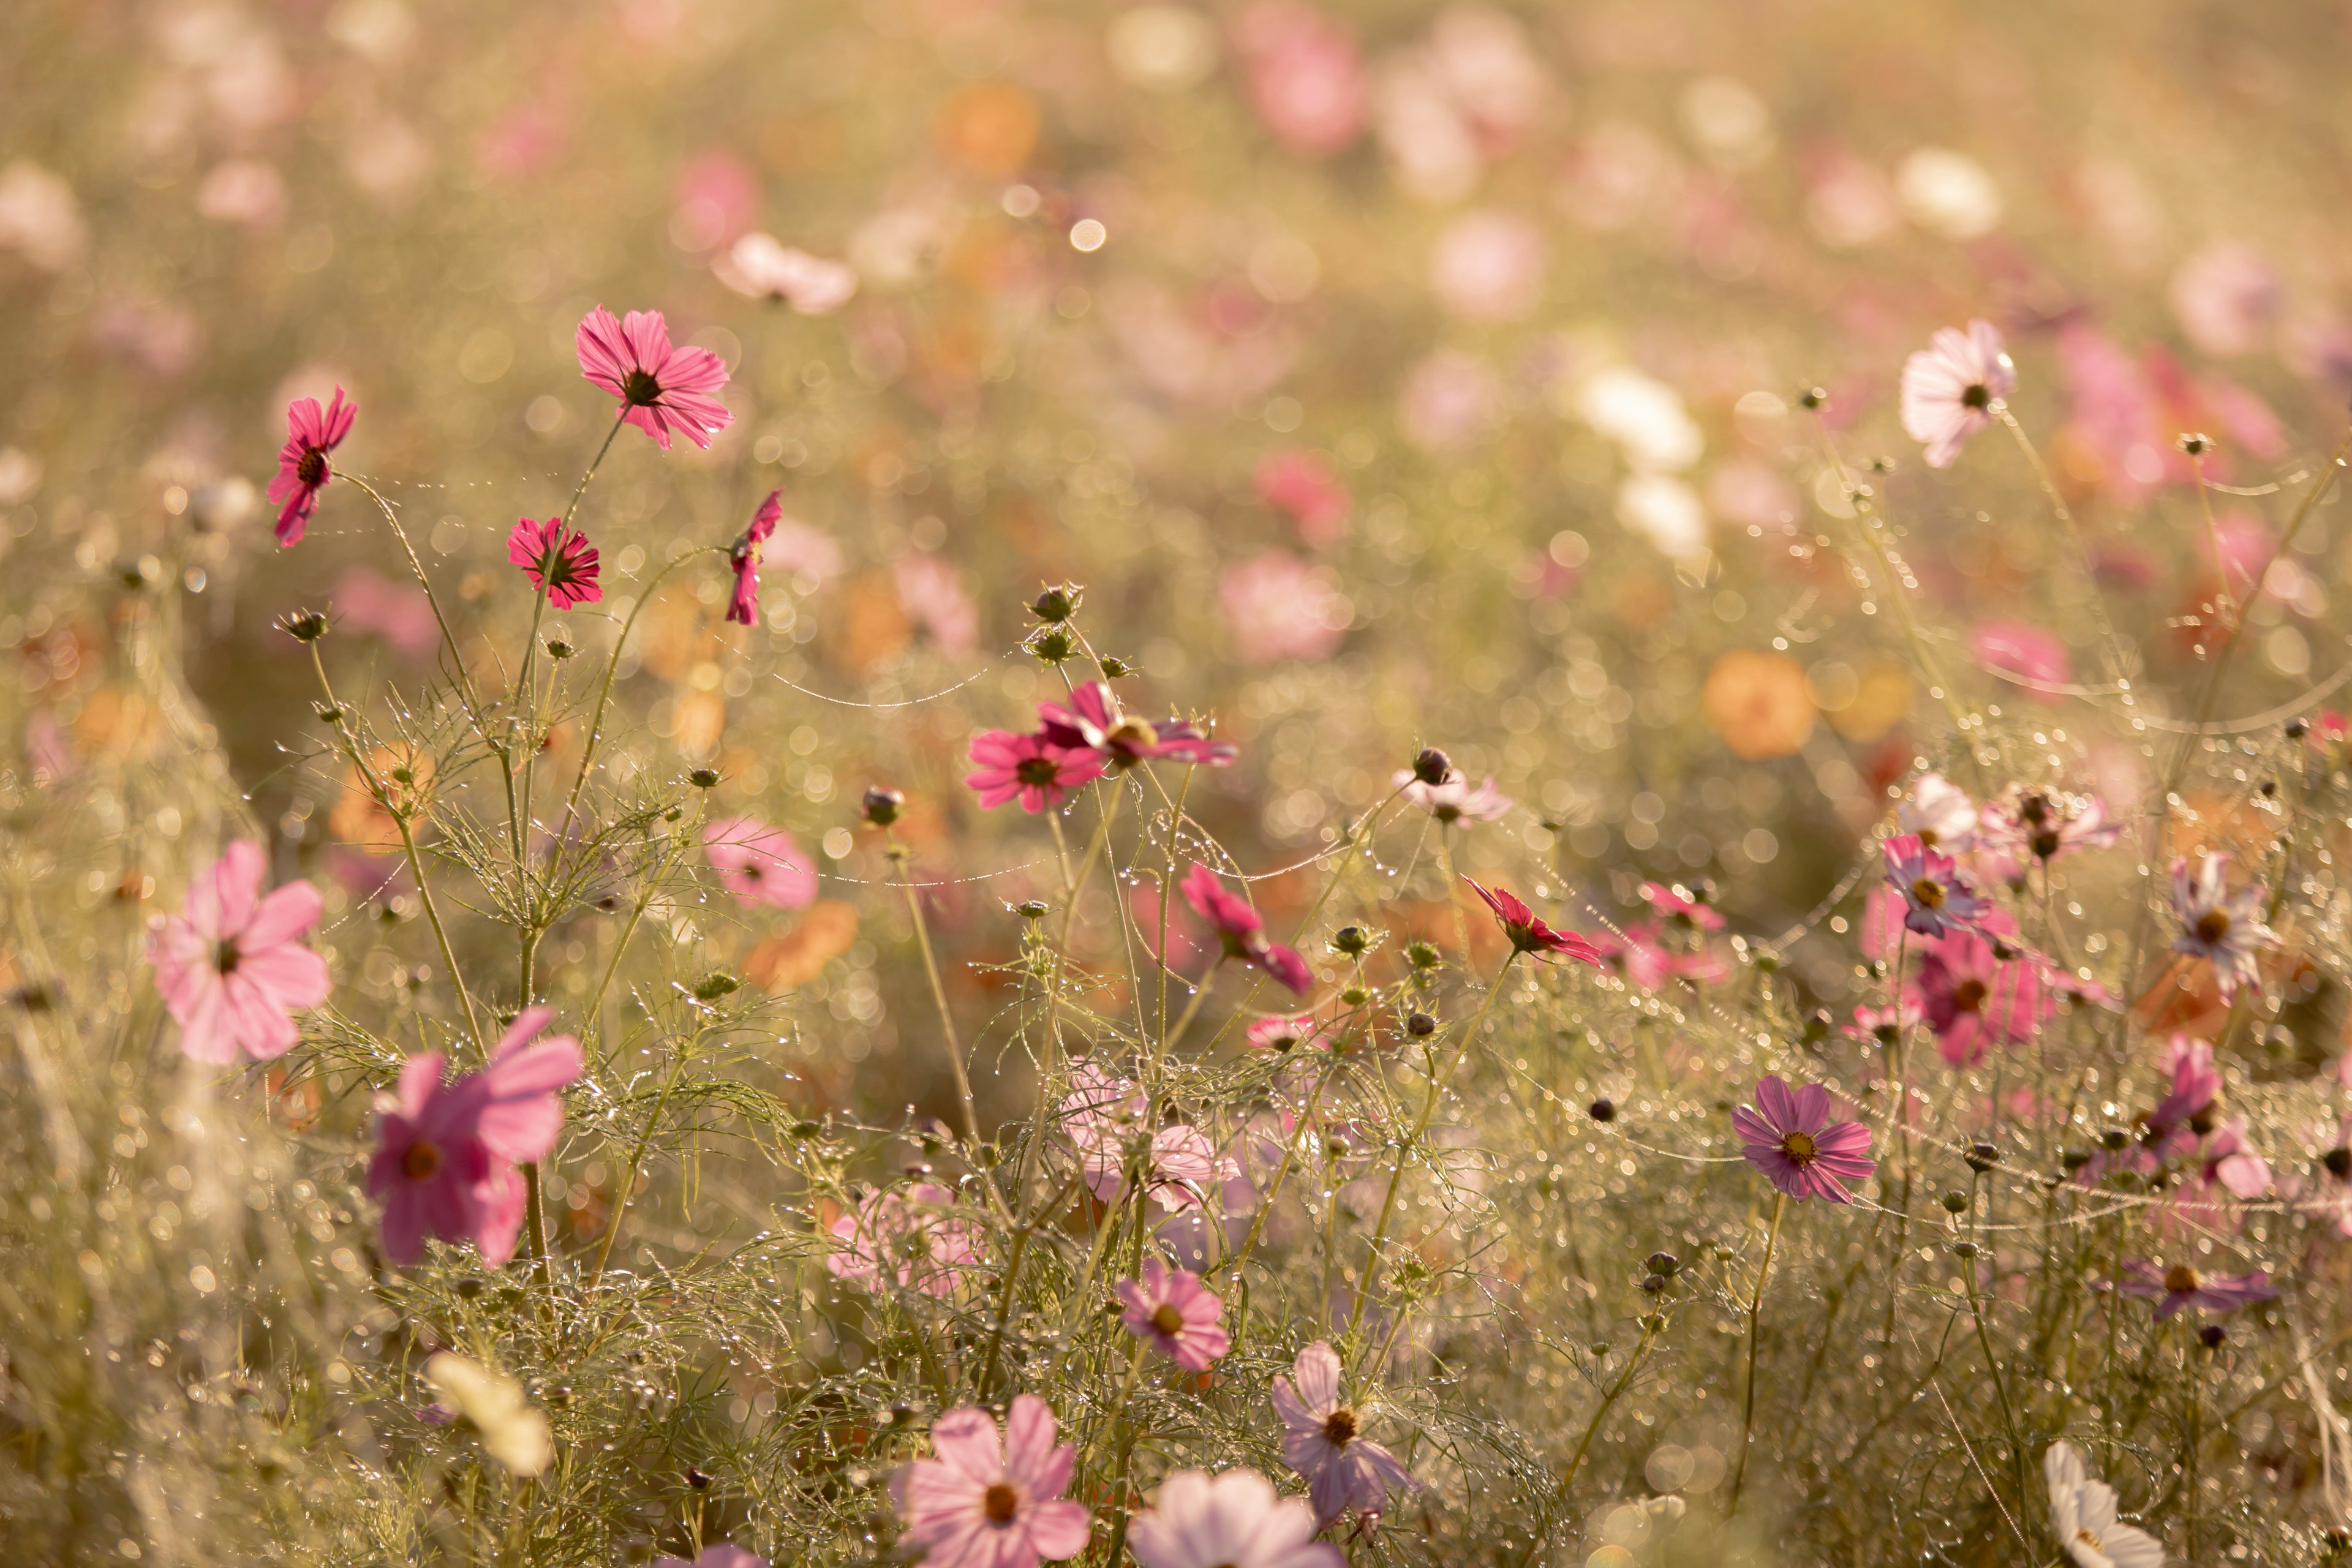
(545, 636), (574, 659)
(688, 767), (722, 789)
(1950, 1240), (1979, 1259)
(691, 972), (740, 1001)
(2198, 1324), (2226, 1349)
(1797, 386), (1828, 410)
(1014, 899), (1050, 921)
(1638, 1312), (1667, 1332)
(1639, 1273), (1668, 1294)
(1645, 1251), (1679, 1276)
(1340, 984), (1371, 1007)
(313, 703), (343, 724)
(1098, 655), (1135, 678)
(2060, 1147), (2092, 1172)
(1410, 747), (1452, 786)
(1029, 582), (1083, 623)
(2177, 432), (2212, 456)
(1404, 940), (1441, 971)
(1588, 1098), (1616, 1123)
(1940, 1190), (1969, 1214)
(1025, 625), (1077, 665)
(278, 609), (330, 642)
(685, 1467), (712, 1491)
(862, 786), (905, 827)
(2325, 1147), (2352, 1180)
(1405, 1012), (1436, 1038)
(1965, 1140), (1999, 1172)
(1588, 1340), (1611, 1357)
(2100, 1127), (2130, 1152)
(1330, 925), (1371, 957)
(2287, 717), (2310, 740)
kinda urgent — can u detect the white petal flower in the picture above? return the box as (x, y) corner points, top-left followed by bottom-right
(2045, 1442), (2165, 1568)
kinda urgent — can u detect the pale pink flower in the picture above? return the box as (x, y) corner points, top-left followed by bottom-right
(1642, 880), (1725, 932)
(827, 1182), (979, 1297)
(2147, 1035), (2221, 1140)
(197, 159), (287, 227)
(1733, 1076), (1875, 1204)
(2169, 853), (2276, 1000)
(507, 517), (602, 609)
(1218, 552), (1347, 665)
(1392, 767), (1510, 824)
(1900, 320), (2014, 469)
(334, 567), (437, 659)
(1396, 349), (1502, 453)
(1254, 449), (1351, 545)
(1247, 1014), (1328, 1052)
(1428, 210), (1545, 322)
(2045, 1443), (2165, 1568)
(669, 152), (760, 252)
(894, 553), (981, 657)
(268, 385), (356, 547)
(704, 816), (819, 910)
(575, 306), (733, 450)
(2198, 1118), (2272, 1199)
(764, 516), (846, 586)
(2171, 241), (2280, 358)
(1972, 622), (2071, 695)
(714, 232), (859, 315)
(1118, 1257), (1231, 1370)
(1230, 3), (1369, 157)
(1036, 682), (1235, 771)
(366, 1008), (583, 1266)
(146, 841), (330, 1065)
(1978, 787), (2120, 866)
(1129, 1468), (1345, 1568)
(1272, 1340), (1417, 1526)
(893, 1396), (1091, 1568)
(1898, 772), (1978, 852)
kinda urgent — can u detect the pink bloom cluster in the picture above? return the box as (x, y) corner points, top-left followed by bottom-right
(968, 679), (1236, 815)
(826, 1182), (980, 1297)
(1061, 1061), (1237, 1211)
(1181, 864), (1313, 993)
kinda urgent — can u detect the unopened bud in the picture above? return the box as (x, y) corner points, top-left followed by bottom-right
(1330, 925), (1370, 957)
(1014, 899), (1050, 921)
(1405, 1012), (1436, 1038)
(1797, 386), (1828, 410)
(279, 609), (330, 642)
(688, 767), (721, 789)
(1025, 626), (1077, 665)
(862, 786), (905, 827)
(1029, 582), (1082, 622)
(1410, 747), (1452, 786)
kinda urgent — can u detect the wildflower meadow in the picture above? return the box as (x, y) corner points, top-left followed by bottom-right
(12, 2), (2352, 1565)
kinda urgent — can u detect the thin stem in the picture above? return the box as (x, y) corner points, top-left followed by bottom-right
(584, 1027), (706, 1294)
(1725, 1188), (1788, 1519)
(554, 549), (721, 848)
(1511, 1317), (1665, 1568)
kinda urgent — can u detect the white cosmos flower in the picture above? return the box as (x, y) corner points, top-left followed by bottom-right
(425, 1352), (552, 1477)
(2045, 1442), (2164, 1568)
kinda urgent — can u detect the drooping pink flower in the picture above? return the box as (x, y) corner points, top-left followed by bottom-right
(1271, 1340), (1417, 1526)
(1915, 929), (2049, 1067)
(704, 817), (819, 911)
(714, 232), (860, 315)
(267, 385), (356, 546)
(575, 306), (733, 450)
(1882, 833), (1991, 938)
(1393, 767), (1510, 825)
(2117, 1259), (2275, 1320)
(1733, 1076), (1876, 1204)
(1118, 1256), (1231, 1370)
(507, 517), (602, 609)
(726, 491), (782, 627)
(1230, 3), (1369, 157)
(1219, 552), (1348, 665)
(892, 1395), (1091, 1568)
(654, 1547), (767, 1568)
(1038, 682), (1237, 771)
(366, 1007), (584, 1266)
(964, 729), (1108, 814)
(1972, 622), (2072, 695)
(2170, 853), (2277, 1000)
(1181, 864), (1313, 993)
(1900, 320), (2014, 469)
(1129, 1468), (1346, 1568)
(1464, 878), (1604, 965)
(1255, 449), (1351, 545)
(827, 1182), (979, 1297)
(146, 841), (330, 1065)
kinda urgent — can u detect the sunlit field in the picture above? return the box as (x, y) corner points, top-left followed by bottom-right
(9, 2), (2352, 1564)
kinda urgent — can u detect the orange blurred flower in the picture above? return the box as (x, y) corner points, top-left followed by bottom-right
(1702, 649), (1815, 759)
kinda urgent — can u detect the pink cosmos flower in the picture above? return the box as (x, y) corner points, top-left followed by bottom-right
(2171, 241), (2280, 358)
(1129, 1468), (1346, 1568)
(1393, 767), (1510, 825)
(1247, 1014), (1328, 1052)
(1915, 929), (2049, 1067)
(1900, 320), (2014, 469)
(2117, 1259), (2275, 1320)
(704, 816), (819, 911)
(1882, 833), (1991, 938)
(1733, 1076), (1876, 1204)
(267, 385), (356, 546)
(366, 1007), (584, 1266)
(334, 567), (439, 659)
(1978, 788), (2121, 867)
(2197, 1118), (2272, 1199)
(1272, 1340), (1417, 1526)
(1218, 552), (1348, 665)
(1846, 996), (1925, 1046)
(827, 1182), (979, 1297)
(575, 306), (733, 450)
(1255, 449), (1351, 546)
(1230, 3), (1369, 157)
(713, 232), (859, 315)
(2171, 853), (2277, 1000)
(2147, 1035), (2222, 1140)
(146, 841), (331, 1065)
(893, 1395), (1091, 1568)
(1897, 772), (1978, 851)
(1038, 682), (1237, 771)
(965, 729), (1108, 813)
(1181, 864), (1313, 993)
(1464, 878), (1604, 965)
(507, 517), (602, 609)
(1973, 622), (2072, 695)
(1428, 209), (1546, 323)
(1642, 880), (1725, 932)
(726, 491), (782, 627)
(1118, 1257), (1231, 1370)
(1595, 921), (1678, 991)
(655, 1548), (766, 1568)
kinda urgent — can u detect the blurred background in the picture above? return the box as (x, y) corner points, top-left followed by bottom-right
(8, 0), (2351, 1122)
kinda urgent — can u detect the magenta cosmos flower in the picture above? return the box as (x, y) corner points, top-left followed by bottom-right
(1181, 864), (1312, 993)
(575, 306), (733, 450)
(1129, 1468), (1346, 1568)
(655, 1548), (766, 1568)
(704, 816), (818, 911)
(1037, 681), (1237, 771)
(268, 385), (356, 547)
(1882, 833), (1991, 938)
(366, 1007), (583, 1266)
(507, 517), (602, 609)
(2117, 1259), (2276, 1320)
(2148, 1035), (2222, 1140)
(1272, 1340), (1417, 1527)
(1119, 1256), (1231, 1371)
(827, 1182), (980, 1298)
(1464, 878), (1603, 965)
(146, 840), (331, 1065)
(965, 729), (1107, 813)
(1900, 319), (2015, 469)
(894, 1395), (1091, 1568)
(1733, 1076), (1875, 1204)
(726, 490), (782, 627)
(2171, 853), (2277, 1000)
(1915, 929), (2049, 1068)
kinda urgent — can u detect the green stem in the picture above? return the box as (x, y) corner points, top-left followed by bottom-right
(1725, 1189), (1787, 1519)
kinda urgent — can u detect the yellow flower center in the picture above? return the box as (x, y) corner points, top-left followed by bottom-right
(1151, 1303), (1185, 1336)
(1781, 1131), (1817, 1165)
(1910, 877), (1946, 910)
(1322, 1407), (1357, 1446)
(2164, 1265), (2202, 1294)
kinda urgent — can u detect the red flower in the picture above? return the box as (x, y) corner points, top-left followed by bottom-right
(1463, 878), (1601, 964)
(726, 490), (782, 626)
(267, 385), (356, 547)
(1180, 864), (1312, 993)
(575, 306), (733, 451)
(507, 517), (602, 608)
